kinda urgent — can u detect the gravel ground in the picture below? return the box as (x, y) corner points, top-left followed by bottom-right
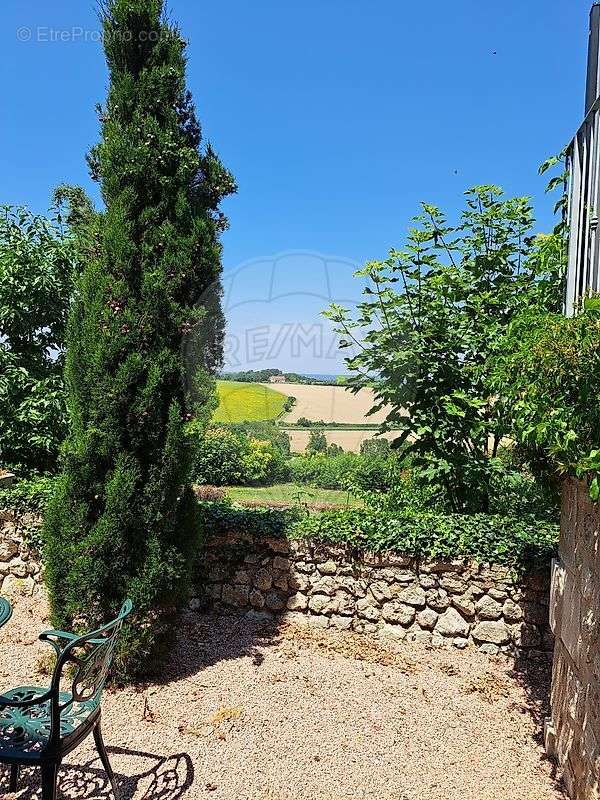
(0, 596), (564, 800)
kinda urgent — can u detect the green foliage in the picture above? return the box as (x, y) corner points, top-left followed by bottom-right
(306, 429), (327, 454)
(293, 507), (557, 572)
(43, 0), (235, 678)
(326, 186), (565, 513)
(224, 421), (291, 457)
(288, 453), (398, 492)
(283, 395), (296, 412)
(360, 438), (390, 458)
(326, 442), (344, 456)
(195, 427), (247, 486)
(199, 500), (557, 572)
(242, 438), (289, 485)
(0, 476), (57, 550)
(0, 205), (79, 474)
(194, 426), (289, 486)
(493, 308), (600, 498)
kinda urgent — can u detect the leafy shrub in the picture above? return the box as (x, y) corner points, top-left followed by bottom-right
(288, 453), (357, 489)
(307, 430), (327, 454)
(288, 453), (398, 492)
(0, 205), (79, 475)
(327, 443), (344, 456)
(243, 438), (289, 484)
(326, 188), (564, 513)
(360, 438), (390, 457)
(293, 508), (557, 571)
(488, 463), (558, 521)
(225, 421), (290, 457)
(493, 309), (600, 498)
(351, 456), (397, 492)
(283, 396), (296, 412)
(195, 428), (248, 486)
(199, 500), (558, 572)
(0, 476), (57, 549)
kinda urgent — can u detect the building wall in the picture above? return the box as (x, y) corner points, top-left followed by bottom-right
(548, 479), (600, 798)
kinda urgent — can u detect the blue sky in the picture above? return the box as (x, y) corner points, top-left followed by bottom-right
(0, 1), (594, 373)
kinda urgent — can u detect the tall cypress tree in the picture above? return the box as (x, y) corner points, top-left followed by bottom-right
(44, 0), (235, 676)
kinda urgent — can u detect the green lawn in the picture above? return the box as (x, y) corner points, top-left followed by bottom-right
(225, 482), (360, 508)
(213, 380), (288, 423)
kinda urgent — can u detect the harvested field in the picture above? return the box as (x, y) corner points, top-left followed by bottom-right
(265, 384), (395, 425)
(0, 593), (564, 800)
(285, 428), (399, 454)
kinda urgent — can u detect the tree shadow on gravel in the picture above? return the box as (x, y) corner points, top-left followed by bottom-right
(157, 610), (284, 684)
(509, 652), (564, 793)
(0, 747), (194, 800)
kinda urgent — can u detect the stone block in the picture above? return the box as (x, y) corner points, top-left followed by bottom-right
(222, 584), (249, 607)
(472, 621), (510, 646)
(249, 589), (265, 608)
(253, 569), (273, 592)
(475, 595), (503, 620)
(317, 560), (337, 575)
(381, 601), (415, 626)
(369, 581), (392, 604)
(416, 609), (438, 630)
(392, 585), (426, 608)
(287, 593), (308, 611)
(435, 608), (470, 638)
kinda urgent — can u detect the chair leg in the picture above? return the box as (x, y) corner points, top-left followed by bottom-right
(41, 761), (59, 800)
(9, 764), (19, 792)
(94, 720), (120, 800)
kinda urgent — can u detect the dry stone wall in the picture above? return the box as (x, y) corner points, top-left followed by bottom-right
(197, 530), (552, 656)
(547, 480), (600, 799)
(0, 510), (43, 599)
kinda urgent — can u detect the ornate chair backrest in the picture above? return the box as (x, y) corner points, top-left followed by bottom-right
(48, 600), (132, 746)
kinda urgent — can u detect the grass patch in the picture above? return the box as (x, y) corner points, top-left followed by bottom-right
(213, 381), (289, 423)
(225, 483), (360, 509)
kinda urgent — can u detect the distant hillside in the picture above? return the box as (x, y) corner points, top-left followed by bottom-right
(220, 368), (340, 386)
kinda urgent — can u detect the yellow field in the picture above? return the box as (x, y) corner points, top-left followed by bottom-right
(213, 381), (288, 423)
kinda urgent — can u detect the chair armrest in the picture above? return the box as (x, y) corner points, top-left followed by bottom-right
(39, 629), (80, 657)
(0, 687), (54, 709)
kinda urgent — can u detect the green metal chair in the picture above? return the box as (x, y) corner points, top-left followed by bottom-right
(0, 598), (12, 630)
(0, 599), (132, 800)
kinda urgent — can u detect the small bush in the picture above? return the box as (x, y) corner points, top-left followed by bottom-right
(494, 308), (600, 498)
(360, 438), (390, 457)
(288, 453), (356, 489)
(306, 430), (327, 454)
(225, 421), (290, 457)
(288, 453), (398, 492)
(0, 475), (57, 550)
(195, 428), (248, 486)
(243, 438), (289, 484)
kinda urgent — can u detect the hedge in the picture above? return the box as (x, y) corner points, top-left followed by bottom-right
(199, 501), (558, 572)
